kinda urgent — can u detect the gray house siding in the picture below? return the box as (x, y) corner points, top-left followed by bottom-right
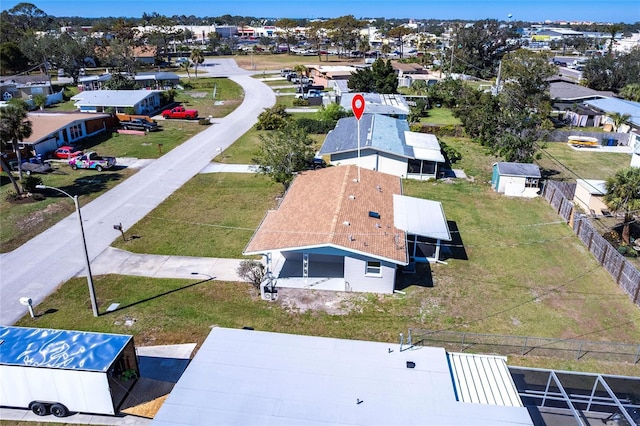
(344, 256), (396, 294)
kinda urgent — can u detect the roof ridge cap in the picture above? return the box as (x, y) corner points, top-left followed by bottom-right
(329, 167), (351, 239)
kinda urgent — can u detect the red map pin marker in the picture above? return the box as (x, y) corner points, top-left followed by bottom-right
(352, 94), (365, 120)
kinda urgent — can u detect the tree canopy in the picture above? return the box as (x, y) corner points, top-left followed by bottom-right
(448, 20), (520, 79)
(347, 59), (398, 93)
(448, 50), (555, 162)
(253, 123), (316, 190)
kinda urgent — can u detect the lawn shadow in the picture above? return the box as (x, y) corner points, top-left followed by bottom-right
(35, 308), (58, 318)
(395, 262), (433, 291)
(539, 167), (561, 179)
(37, 173), (125, 198)
(441, 221), (468, 261)
(106, 277), (214, 313)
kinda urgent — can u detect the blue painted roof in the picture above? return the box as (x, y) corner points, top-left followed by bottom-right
(319, 114), (414, 158)
(584, 98), (640, 127)
(0, 326), (132, 372)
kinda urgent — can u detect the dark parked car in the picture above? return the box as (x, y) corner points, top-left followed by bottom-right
(306, 157), (327, 170)
(120, 118), (159, 132)
(19, 160), (53, 175)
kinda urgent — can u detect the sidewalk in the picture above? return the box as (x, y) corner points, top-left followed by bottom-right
(87, 247), (247, 282)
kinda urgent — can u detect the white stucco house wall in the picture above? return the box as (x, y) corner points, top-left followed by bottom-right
(319, 114), (445, 180)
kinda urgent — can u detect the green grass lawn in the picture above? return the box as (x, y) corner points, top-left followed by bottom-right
(111, 173), (281, 258)
(0, 167), (135, 252)
(216, 125), (326, 165)
(178, 77), (244, 118)
(18, 165), (640, 375)
(420, 107), (461, 126)
(536, 142), (632, 181)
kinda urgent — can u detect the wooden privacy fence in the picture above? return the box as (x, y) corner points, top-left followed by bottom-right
(542, 180), (640, 306)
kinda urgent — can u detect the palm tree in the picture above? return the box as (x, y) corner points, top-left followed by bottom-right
(293, 64), (308, 93)
(608, 112), (631, 132)
(180, 60), (191, 79)
(619, 83), (640, 102)
(604, 167), (640, 244)
(190, 48), (204, 78)
(0, 104), (33, 194)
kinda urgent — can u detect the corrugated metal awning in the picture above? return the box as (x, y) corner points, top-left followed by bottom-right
(393, 194), (451, 241)
(448, 352), (524, 407)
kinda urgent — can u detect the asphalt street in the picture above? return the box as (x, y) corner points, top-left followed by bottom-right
(0, 59), (275, 325)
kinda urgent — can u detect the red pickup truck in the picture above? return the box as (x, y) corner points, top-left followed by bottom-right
(162, 106), (199, 120)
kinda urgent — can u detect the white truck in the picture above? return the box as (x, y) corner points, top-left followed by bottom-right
(0, 326), (139, 417)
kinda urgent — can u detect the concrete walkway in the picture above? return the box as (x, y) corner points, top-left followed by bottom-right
(199, 162), (257, 174)
(88, 247), (246, 282)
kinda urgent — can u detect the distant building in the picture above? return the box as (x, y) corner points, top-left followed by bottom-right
(339, 93), (410, 119)
(71, 90), (162, 115)
(573, 179), (608, 215)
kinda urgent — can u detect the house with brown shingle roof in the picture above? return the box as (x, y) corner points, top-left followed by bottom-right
(243, 165), (451, 294)
(17, 112), (114, 157)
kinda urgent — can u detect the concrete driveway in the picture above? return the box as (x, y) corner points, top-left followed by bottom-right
(0, 59), (275, 325)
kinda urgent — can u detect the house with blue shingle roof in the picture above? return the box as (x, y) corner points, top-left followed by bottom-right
(318, 114), (445, 180)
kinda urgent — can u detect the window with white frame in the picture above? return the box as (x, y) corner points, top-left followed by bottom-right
(525, 177), (539, 188)
(365, 261), (382, 276)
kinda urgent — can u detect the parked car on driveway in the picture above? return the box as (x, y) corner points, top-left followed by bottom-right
(69, 152), (116, 172)
(161, 106), (198, 120)
(54, 146), (83, 159)
(120, 118), (159, 132)
(18, 160), (53, 175)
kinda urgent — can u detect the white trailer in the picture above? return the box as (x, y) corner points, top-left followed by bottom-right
(0, 326), (139, 417)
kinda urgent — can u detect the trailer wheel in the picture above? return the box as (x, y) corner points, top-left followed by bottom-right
(30, 402), (49, 416)
(50, 403), (69, 417)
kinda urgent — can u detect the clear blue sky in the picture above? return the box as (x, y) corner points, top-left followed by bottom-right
(3, 0), (639, 23)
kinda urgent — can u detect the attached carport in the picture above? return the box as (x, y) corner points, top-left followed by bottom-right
(393, 194), (451, 263)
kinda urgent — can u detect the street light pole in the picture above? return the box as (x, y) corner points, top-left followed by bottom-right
(36, 185), (99, 317)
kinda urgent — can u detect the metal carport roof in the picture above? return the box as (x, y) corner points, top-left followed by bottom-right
(393, 194), (451, 241)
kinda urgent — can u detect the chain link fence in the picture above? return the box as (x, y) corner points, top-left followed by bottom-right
(409, 329), (640, 364)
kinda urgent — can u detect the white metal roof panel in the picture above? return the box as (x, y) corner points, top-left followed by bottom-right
(71, 89), (160, 107)
(447, 352), (524, 407)
(393, 194), (452, 241)
(152, 328), (532, 426)
(404, 131), (446, 163)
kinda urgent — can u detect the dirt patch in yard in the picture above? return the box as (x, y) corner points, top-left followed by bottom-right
(276, 288), (367, 315)
(16, 201), (67, 232)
